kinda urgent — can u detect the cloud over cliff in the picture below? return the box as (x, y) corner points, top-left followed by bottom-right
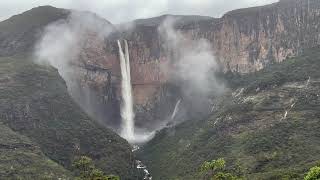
(159, 17), (224, 97)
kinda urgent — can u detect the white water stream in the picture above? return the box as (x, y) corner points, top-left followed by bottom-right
(118, 40), (135, 142)
(118, 40), (155, 179)
(171, 99), (181, 120)
(117, 40), (155, 144)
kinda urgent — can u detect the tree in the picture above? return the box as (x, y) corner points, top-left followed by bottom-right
(73, 156), (120, 180)
(304, 165), (320, 180)
(73, 156), (94, 179)
(200, 158), (244, 180)
(200, 158), (226, 177)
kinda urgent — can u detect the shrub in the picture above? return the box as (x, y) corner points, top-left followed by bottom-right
(304, 166), (320, 180)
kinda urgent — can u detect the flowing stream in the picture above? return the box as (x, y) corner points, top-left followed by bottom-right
(132, 146), (152, 180)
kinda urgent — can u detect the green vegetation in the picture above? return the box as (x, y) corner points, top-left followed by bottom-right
(0, 7), (135, 179)
(139, 47), (320, 179)
(0, 55), (134, 179)
(73, 156), (120, 180)
(304, 165), (320, 180)
(200, 158), (226, 176)
(200, 158), (244, 180)
(200, 159), (320, 180)
(0, 122), (71, 179)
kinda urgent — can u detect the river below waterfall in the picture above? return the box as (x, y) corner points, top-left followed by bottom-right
(132, 145), (152, 180)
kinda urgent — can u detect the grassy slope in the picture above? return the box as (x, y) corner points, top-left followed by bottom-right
(0, 122), (71, 179)
(0, 56), (134, 179)
(139, 47), (320, 180)
(0, 6), (135, 179)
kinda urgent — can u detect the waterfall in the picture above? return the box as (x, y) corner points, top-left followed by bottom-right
(171, 99), (181, 120)
(117, 40), (135, 141)
(306, 76), (311, 87)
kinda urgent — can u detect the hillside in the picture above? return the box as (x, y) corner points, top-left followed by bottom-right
(0, 5), (137, 179)
(138, 47), (320, 180)
(1, 2), (320, 179)
(0, 6), (69, 57)
(0, 55), (135, 179)
(0, 122), (71, 179)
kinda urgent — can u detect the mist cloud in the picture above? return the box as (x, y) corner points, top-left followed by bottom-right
(159, 17), (224, 97)
(34, 11), (117, 128)
(35, 11), (114, 78)
(156, 17), (225, 126)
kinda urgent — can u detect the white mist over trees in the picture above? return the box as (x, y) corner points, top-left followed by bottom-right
(34, 11), (116, 128)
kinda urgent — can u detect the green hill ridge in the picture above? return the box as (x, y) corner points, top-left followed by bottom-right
(0, 55), (135, 179)
(138, 47), (320, 180)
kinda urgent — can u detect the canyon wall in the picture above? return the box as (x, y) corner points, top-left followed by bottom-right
(75, 0), (320, 130)
(2, 1), (319, 131)
(117, 0), (320, 75)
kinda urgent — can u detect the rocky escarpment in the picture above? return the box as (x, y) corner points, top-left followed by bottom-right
(1, 2), (319, 179)
(208, 0), (320, 73)
(103, 0), (320, 129)
(1, 0), (320, 133)
(45, 0), (320, 131)
(138, 46), (320, 180)
(117, 0), (320, 74)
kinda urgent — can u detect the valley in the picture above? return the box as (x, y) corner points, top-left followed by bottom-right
(0, 0), (319, 179)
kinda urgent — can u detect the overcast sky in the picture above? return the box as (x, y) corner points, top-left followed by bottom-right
(0, 0), (278, 24)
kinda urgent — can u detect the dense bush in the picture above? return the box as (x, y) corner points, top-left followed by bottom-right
(304, 165), (320, 180)
(73, 156), (120, 180)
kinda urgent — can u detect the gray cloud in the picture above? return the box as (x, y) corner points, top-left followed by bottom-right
(1, 0), (278, 23)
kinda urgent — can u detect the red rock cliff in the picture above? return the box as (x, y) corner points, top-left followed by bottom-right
(75, 0), (320, 129)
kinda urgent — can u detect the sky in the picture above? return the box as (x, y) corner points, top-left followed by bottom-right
(0, 0), (278, 24)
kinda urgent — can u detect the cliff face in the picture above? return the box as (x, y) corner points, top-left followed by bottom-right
(116, 0), (320, 74)
(75, 0), (320, 130)
(209, 0), (320, 73)
(2, 1), (319, 131)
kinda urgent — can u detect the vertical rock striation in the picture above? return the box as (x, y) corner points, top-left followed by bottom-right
(2, 1), (319, 132)
(74, 0), (320, 130)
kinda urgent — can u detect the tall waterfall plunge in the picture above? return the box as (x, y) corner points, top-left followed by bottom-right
(117, 40), (135, 142)
(117, 40), (155, 144)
